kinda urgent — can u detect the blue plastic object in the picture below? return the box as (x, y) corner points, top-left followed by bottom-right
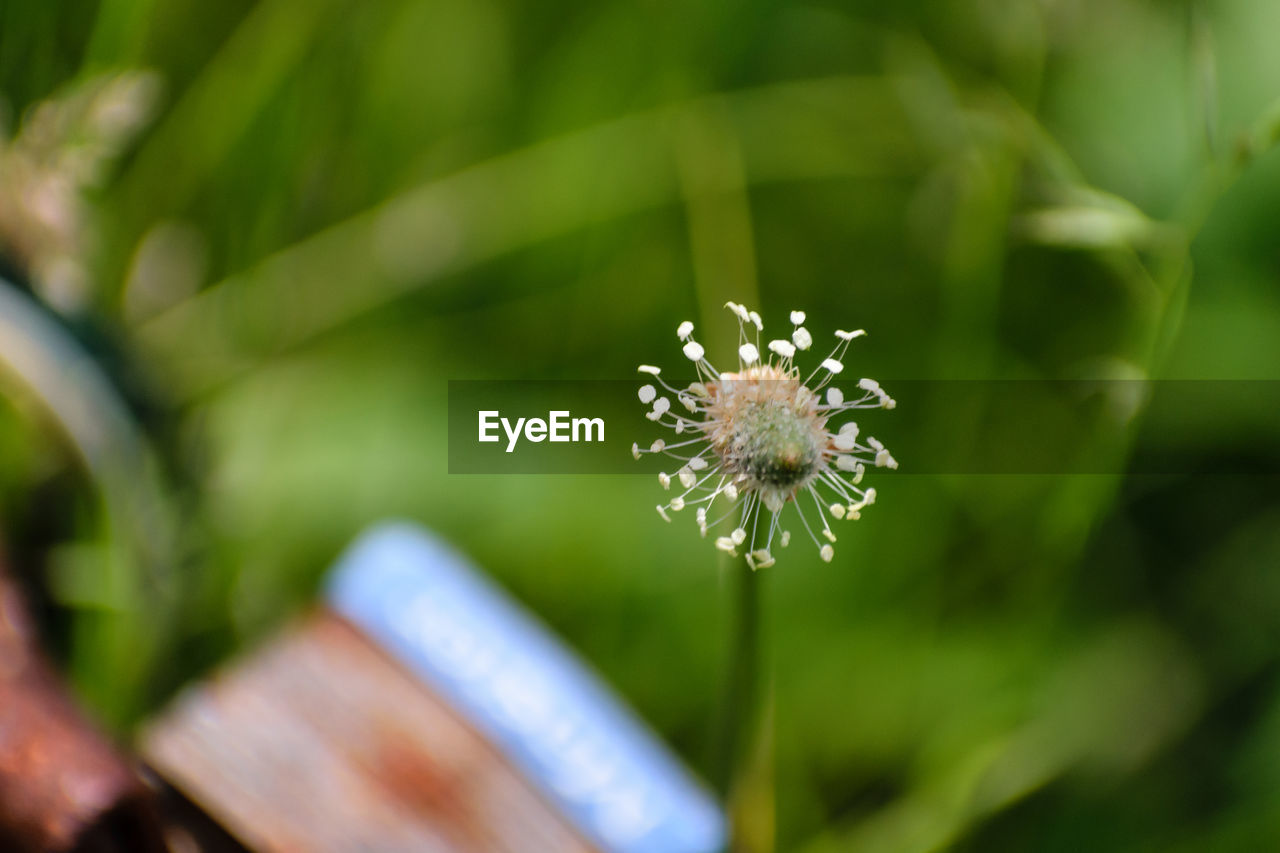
(326, 522), (726, 853)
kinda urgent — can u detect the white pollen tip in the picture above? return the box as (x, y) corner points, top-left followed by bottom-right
(822, 358), (844, 374)
(715, 536), (738, 555)
(781, 530), (791, 547)
(688, 457), (708, 470)
(792, 327), (813, 350)
(883, 398), (897, 410)
(670, 496), (685, 511)
(763, 491), (785, 513)
(739, 343), (759, 364)
(679, 393), (698, 412)
(823, 529), (837, 543)
(638, 364), (662, 375)
(820, 544), (834, 562)
(835, 329), (866, 341)
(677, 321), (694, 340)
(835, 454), (858, 472)
(638, 384), (657, 404)
(790, 310), (806, 324)
(678, 469), (696, 488)
(864, 488), (877, 504)
(652, 397), (671, 416)
(682, 341), (705, 361)
(858, 377), (880, 393)
(829, 503), (846, 519)
(768, 339), (796, 359)
(724, 484), (739, 501)
(875, 449), (893, 468)
(658, 472), (671, 489)
(724, 302), (751, 323)
(631, 442), (641, 460)
(833, 433), (856, 451)
(657, 505), (671, 522)
(827, 387), (844, 407)
(650, 439), (665, 453)
(675, 420), (686, 434)
(748, 311), (763, 331)
(731, 527), (747, 545)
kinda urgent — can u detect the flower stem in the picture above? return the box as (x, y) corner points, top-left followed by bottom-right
(716, 556), (774, 853)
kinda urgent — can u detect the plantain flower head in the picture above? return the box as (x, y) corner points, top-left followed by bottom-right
(634, 303), (896, 569)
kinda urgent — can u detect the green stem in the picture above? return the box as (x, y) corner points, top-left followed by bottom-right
(716, 556), (774, 853)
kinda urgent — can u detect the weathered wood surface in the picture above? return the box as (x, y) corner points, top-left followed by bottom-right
(143, 610), (599, 853)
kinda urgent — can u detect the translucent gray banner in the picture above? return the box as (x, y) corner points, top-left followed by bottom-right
(447, 380), (1280, 474)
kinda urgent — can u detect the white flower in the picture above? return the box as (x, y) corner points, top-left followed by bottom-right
(633, 303), (896, 565)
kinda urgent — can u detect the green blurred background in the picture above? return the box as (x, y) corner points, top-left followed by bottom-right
(2, 0), (1280, 849)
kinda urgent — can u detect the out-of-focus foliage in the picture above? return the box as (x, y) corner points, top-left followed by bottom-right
(2, 0), (1279, 849)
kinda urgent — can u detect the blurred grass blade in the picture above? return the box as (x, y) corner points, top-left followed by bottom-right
(137, 76), (919, 396)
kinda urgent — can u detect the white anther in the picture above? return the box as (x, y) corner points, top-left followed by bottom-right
(768, 339), (796, 359)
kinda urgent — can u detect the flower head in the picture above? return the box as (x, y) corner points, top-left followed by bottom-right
(635, 303), (896, 568)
